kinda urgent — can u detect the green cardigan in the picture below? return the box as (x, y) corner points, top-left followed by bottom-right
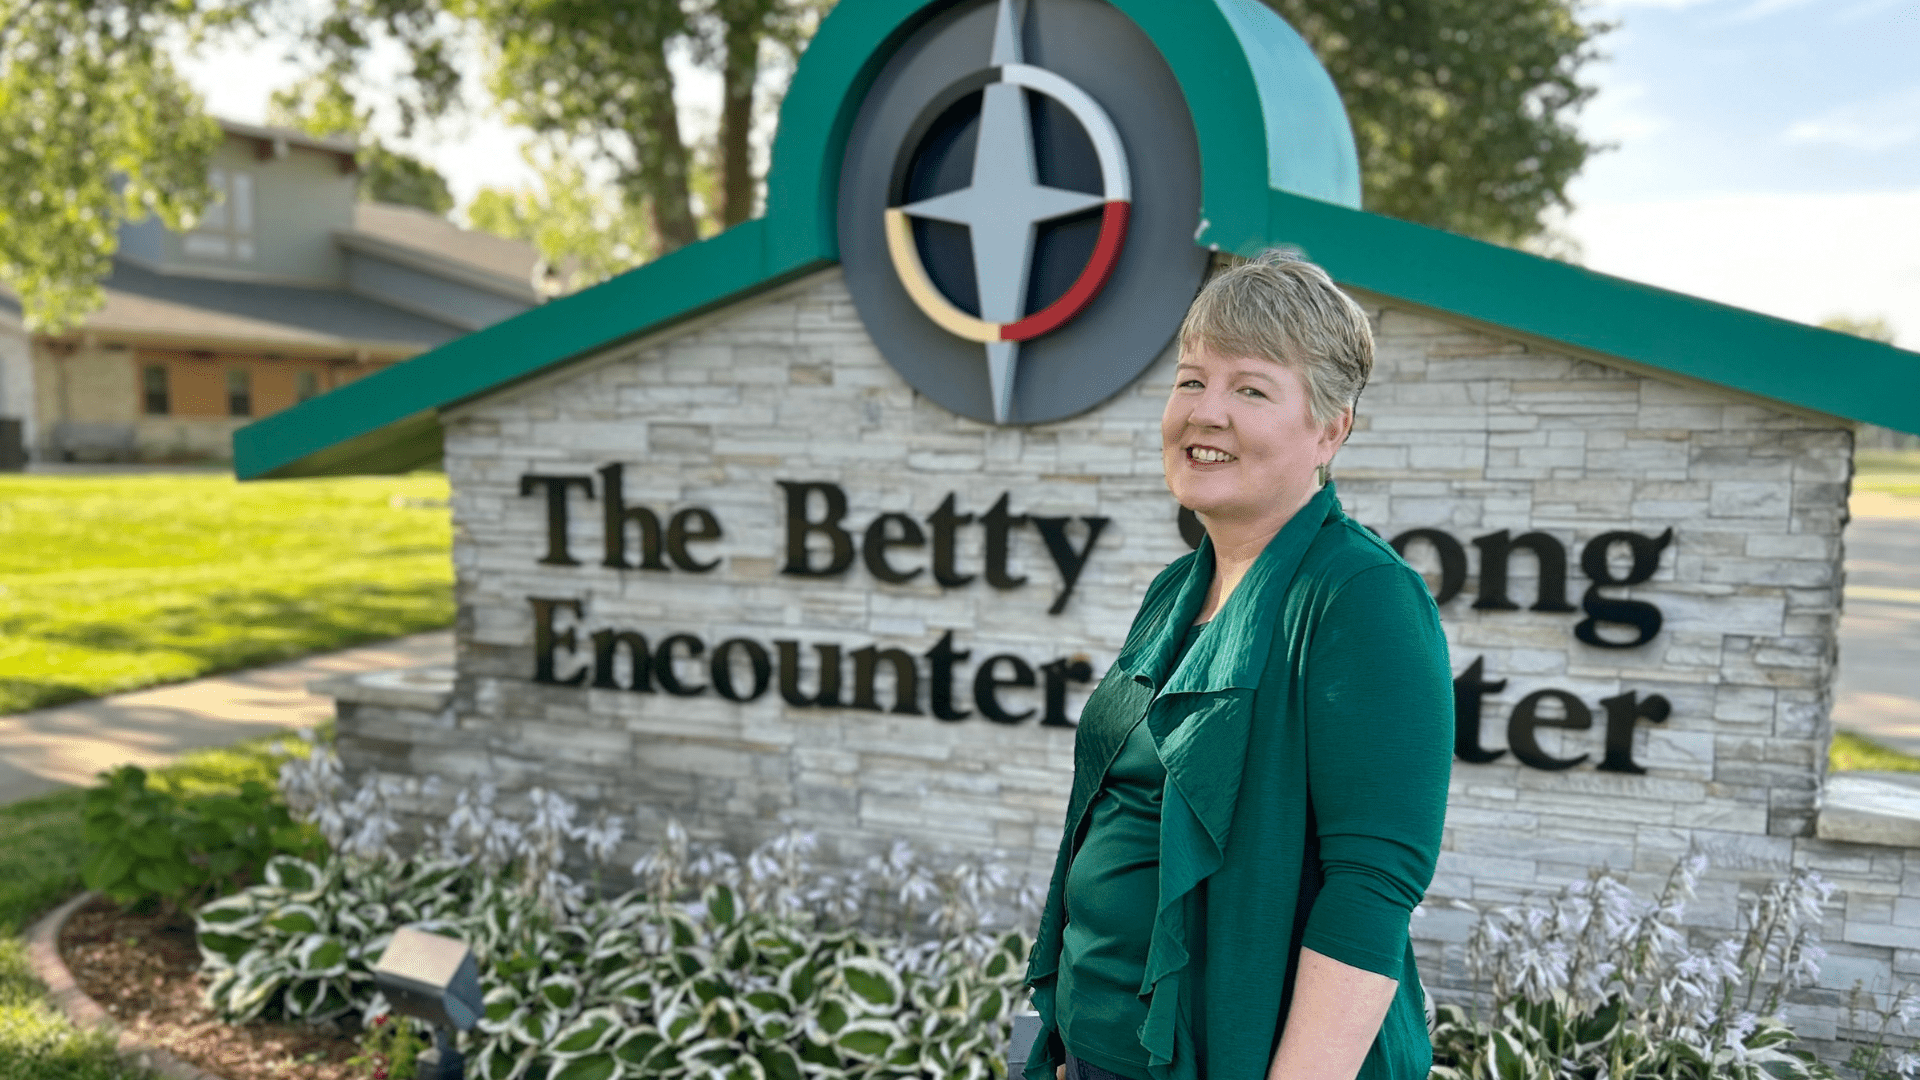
(1024, 482), (1453, 1080)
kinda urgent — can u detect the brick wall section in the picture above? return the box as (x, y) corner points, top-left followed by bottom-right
(332, 267), (1914, 1050)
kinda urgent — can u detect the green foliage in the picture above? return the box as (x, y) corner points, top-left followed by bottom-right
(1269, 0), (1608, 245)
(1830, 732), (1920, 774)
(199, 854), (1031, 1080)
(352, 1014), (429, 1080)
(0, 790), (88, 937)
(0, 935), (154, 1080)
(268, 75), (455, 216)
(1431, 858), (1842, 1080)
(81, 763), (322, 914)
(466, 150), (655, 293)
(1821, 314), (1898, 344)
(0, 0), (257, 330)
(0, 473), (453, 715)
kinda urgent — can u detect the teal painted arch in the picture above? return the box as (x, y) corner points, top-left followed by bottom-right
(759, 0), (1363, 269)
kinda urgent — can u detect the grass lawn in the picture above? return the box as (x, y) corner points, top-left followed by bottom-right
(0, 474), (453, 716)
(1830, 730), (1920, 774)
(1855, 448), (1920, 498)
(0, 736), (299, 1080)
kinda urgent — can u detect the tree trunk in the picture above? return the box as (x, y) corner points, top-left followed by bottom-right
(719, 8), (761, 227)
(637, 40), (700, 252)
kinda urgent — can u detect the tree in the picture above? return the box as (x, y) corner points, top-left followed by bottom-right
(0, 0), (251, 330)
(466, 149), (654, 293)
(1820, 314), (1897, 345)
(267, 75), (456, 215)
(1267, 0), (1609, 246)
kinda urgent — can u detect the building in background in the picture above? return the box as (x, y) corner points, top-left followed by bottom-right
(0, 119), (540, 465)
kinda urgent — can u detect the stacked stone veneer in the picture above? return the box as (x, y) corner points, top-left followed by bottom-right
(332, 267), (1915, 1052)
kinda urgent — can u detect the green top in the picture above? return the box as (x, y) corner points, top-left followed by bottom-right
(1025, 482), (1454, 1080)
(1057, 623), (1205, 1080)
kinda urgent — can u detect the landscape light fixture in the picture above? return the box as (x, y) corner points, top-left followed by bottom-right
(372, 926), (483, 1080)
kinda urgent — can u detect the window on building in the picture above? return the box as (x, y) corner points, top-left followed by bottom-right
(141, 365), (170, 416)
(184, 169), (257, 262)
(227, 369), (252, 417)
(296, 370), (320, 402)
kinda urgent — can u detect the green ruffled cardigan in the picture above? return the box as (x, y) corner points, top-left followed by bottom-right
(1024, 482), (1453, 1080)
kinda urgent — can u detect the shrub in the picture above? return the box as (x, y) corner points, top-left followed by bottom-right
(1428, 855), (1905, 1080)
(196, 746), (1038, 1080)
(80, 763), (322, 914)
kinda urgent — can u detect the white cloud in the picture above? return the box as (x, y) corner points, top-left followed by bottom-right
(1784, 86), (1920, 151)
(1565, 190), (1920, 348)
(1579, 80), (1673, 143)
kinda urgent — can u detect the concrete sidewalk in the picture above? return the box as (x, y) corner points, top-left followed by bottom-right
(0, 632), (452, 806)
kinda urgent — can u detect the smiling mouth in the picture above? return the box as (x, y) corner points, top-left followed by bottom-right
(1187, 446), (1236, 463)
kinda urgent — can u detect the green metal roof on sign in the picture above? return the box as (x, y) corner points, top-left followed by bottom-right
(232, 0), (1920, 480)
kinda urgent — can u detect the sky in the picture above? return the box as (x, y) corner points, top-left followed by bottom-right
(179, 0), (1920, 347)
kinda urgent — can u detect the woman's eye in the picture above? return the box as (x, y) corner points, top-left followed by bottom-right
(1238, 386), (1267, 399)
(1177, 378), (1203, 390)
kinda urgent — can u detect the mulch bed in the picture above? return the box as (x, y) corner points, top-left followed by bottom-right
(58, 894), (367, 1080)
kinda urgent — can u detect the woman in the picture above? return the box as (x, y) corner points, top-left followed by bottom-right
(1024, 252), (1453, 1080)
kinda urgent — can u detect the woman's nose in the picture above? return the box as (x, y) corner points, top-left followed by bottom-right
(1186, 386), (1231, 428)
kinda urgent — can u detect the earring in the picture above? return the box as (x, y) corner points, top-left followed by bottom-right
(1314, 463), (1329, 488)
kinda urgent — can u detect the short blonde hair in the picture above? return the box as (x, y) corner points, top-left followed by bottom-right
(1177, 250), (1373, 430)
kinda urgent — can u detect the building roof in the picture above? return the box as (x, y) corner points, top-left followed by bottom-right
(217, 119), (359, 166)
(232, 0), (1920, 480)
(54, 259), (466, 357)
(345, 203), (542, 301)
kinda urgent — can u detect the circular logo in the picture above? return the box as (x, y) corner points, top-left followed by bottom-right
(838, 0), (1210, 426)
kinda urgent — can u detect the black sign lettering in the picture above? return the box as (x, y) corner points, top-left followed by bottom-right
(927, 494), (977, 587)
(975, 653), (1038, 723)
(1452, 655), (1507, 763)
(862, 513), (927, 583)
(1576, 528), (1674, 648)
(776, 641), (843, 707)
(667, 508), (724, 572)
(1598, 690), (1672, 774)
(778, 481), (857, 576)
(927, 630), (972, 721)
(1033, 516), (1111, 615)
(711, 638), (773, 702)
(1040, 657), (1095, 727)
(530, 597), (588, 684)
(1472, 530), (1576, 612)
(656, 634), (708, 696)
(1508, 689), (1593, 771)
(852, 645), (921, 714)
(1391, 528), (1468, 606)
(591, 629), (653, 691)
(520, 474), (595, 566)
(980, 493), (1029, 589)
(597, 464), (668, 571)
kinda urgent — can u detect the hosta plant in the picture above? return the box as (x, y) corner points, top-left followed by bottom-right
(200, 745), (1039, 1079)
(1430, 854), (1863, 1080)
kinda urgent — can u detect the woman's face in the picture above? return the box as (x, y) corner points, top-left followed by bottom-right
(1161, 348), (1347, 530)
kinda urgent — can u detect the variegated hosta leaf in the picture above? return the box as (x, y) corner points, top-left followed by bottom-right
(678, 1039), (749, 1074)
(700, 995), (745, 1039)
(511, 1004), (563, 1048)
(481, 985), (527, 1032)
(264, 855), (326, 896)
(778, 959), (819, 1004)
(658, 998), (707, 1045)
(547, 1051), (619, 1080)
(971, 984), (1007, 1025)
(753, 1042), (804, 1080)
(197, 931), (253, 967)
(265, 902), (324, 935)
(837, 956), (905, 1015)
(197, 894), (263, 931)
(833, 1019), (902, 1063)
(550, 1008), (622, 1058)
(476, 1041), (540, 1080)
(538, 973), (584, 1012)
(293, 934), (350, 978)
(612, 1027), (672, 1073)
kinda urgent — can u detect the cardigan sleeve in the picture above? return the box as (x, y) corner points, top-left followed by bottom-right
(1297, 561), (1453, 979)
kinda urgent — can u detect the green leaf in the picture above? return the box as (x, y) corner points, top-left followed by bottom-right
(267, 904), (321, 934)
(834, 1020), (900, 1063)
(839, 957), (904, 1013)
(612, 1028), (668, 1071)
(755, 1044), (804, 1080)
(129, 825), (177, 860)
(705, 883), (738, 926)
(264, 855), (322, 893)
(538, 974), (582, 1011)
(82, 843), (136, 891)
(551, 1009), (620, 1056)
(547, 1052), (617, 1080)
